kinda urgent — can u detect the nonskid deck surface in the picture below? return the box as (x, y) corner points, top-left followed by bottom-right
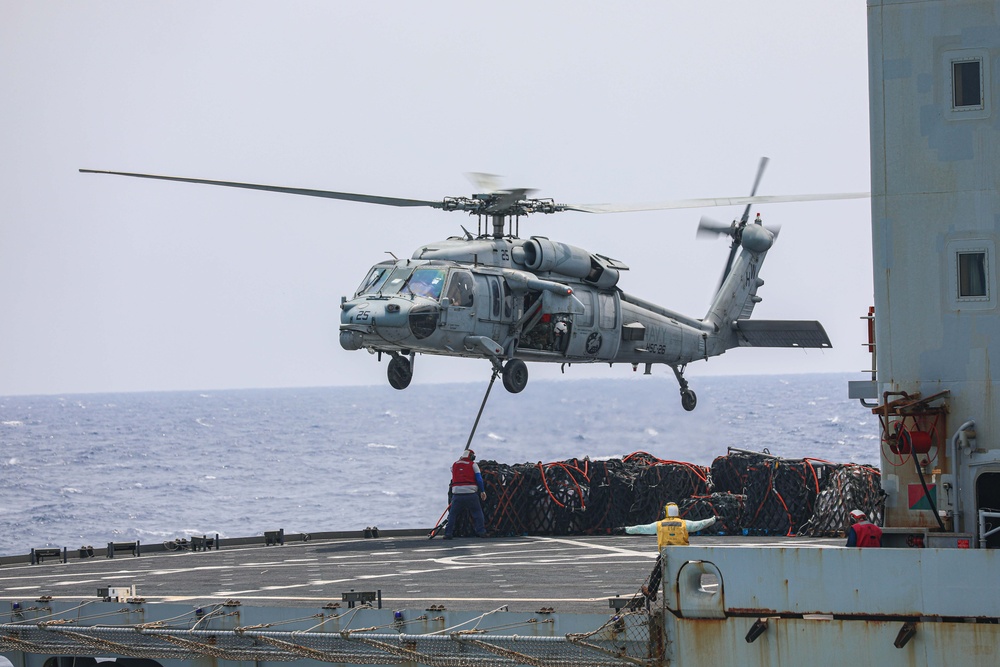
(0, 533), (840, 614)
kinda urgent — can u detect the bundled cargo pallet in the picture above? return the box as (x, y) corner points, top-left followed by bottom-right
(446, 448), (884, 538)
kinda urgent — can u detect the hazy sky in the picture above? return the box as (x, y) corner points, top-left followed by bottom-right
(1, 2), (872, 397)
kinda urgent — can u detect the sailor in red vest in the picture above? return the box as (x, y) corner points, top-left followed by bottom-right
(444, 449), (487, 540)
(846, 509), (882, 547)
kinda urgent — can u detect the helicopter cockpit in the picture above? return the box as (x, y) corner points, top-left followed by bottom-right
(399, 267), (446, 299)
(354, 263), (462, 304)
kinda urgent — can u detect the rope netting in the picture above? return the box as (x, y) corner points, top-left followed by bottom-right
(447, 449), (883, 538)
(678, 493), (746, 535)
(798, 463), (885, 536)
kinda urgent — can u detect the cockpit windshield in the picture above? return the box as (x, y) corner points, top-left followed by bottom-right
(400, 267), (447, 300)
(355, 265), (392, 296)
(354, 264), (448, 300)
(379, 266), (415, 295)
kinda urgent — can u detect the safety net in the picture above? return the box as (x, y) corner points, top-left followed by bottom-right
(0, 599), (661, 667)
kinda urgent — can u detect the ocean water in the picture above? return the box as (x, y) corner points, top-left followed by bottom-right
(0, 373), (878, 556)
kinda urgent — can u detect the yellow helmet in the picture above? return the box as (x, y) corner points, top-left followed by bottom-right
(665, 503), (680, 518)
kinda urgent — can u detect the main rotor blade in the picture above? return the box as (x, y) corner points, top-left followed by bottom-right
(79, 170), (446, 209)
(565, 191), (869, 214)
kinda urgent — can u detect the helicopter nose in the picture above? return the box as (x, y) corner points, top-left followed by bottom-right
(340, 298), (434, 349)
(340, 300), (411, 328)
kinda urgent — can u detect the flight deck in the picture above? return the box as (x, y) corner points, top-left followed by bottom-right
(0, 532), (839, 613)
(0, 532), (847, 667)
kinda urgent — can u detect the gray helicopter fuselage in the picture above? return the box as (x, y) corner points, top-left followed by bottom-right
(338, 236), (712, 369)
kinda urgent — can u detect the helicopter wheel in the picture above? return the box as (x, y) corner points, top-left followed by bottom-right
(502, 359), (529, 393)
(681, 389), (697, 412)
(387, 355), (412, 390)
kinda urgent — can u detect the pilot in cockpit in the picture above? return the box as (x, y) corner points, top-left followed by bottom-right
(446, 271), (474, 307)
(402, 268), (446, 300)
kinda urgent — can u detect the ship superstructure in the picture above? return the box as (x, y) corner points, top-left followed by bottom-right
(655, 1), (1000, 663)
(865, 0), (1000, 541)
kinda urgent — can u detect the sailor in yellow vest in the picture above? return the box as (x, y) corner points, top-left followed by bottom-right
(656, 502), (689, 548)
(639, 503), (717, 601)
(626, 502), (714, 540)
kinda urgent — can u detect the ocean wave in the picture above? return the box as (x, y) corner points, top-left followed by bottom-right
(366, 442), (398, 449)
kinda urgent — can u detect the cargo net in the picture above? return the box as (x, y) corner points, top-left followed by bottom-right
(447, 449), (883, 538)
(798, 463), (885, 536)
(0, 603), (659, 667)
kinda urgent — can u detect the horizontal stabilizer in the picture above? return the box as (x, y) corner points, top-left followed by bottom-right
(733, 320), (832, 348)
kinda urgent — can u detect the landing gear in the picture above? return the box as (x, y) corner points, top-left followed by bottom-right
(387, 354), (413, 390)
(502, 359), (529, 393)
(670, 364), (698, 412)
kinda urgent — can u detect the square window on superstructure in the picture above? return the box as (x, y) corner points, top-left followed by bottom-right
(958, 251), (988, 299)
(947, 239), (995, 310)
(953, 59), (983, 109)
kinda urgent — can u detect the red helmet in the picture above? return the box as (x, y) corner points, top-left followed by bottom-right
(460, 449), (475, 460)
(849, 509), (867, 523)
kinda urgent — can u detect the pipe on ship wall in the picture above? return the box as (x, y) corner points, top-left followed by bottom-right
(949, 419), (975, 533)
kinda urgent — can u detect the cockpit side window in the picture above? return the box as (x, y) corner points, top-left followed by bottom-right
(400, 267), (447, 299)
(355, 265), (391, 296)
(446, 270), (475, 307)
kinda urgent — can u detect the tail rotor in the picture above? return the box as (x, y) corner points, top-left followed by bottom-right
(697, 157), (775, 291)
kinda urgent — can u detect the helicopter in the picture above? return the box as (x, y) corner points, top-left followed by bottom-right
(81, 160), (866, 411)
